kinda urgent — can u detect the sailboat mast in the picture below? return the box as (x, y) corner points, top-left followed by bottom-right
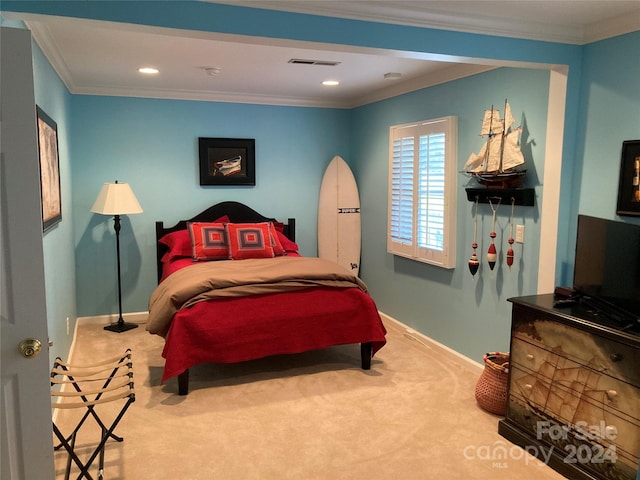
(484, 105), (494, 173)
(499, 99), (507, 173)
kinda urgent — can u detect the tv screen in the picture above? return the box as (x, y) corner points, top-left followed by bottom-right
(573, 215), (640, 320)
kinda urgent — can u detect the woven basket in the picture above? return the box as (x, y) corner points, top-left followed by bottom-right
(475, 351), (509, 415)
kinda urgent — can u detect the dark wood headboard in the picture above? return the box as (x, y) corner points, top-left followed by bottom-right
(155, 201), (296, 283)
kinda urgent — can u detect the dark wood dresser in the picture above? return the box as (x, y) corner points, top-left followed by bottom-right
(499, 294), (640, 480)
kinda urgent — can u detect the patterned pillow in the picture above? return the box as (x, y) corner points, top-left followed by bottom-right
(188, 222), (229, 261)
(159, 215), (230, 262)
(227, 222), (275, 260)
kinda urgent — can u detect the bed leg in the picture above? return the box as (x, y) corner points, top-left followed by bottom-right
(360, 342), (372, 370)
(178, 369), (189, 395)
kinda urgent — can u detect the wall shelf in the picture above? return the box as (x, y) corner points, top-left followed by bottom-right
(465, 187), (535, 206)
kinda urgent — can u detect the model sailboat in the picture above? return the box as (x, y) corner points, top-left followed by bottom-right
(463, 100), (526, 188)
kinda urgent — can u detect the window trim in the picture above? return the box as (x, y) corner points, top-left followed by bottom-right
(387, 115), (457, 268)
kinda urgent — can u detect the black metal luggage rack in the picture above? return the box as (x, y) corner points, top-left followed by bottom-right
(51, 349), (135, 480)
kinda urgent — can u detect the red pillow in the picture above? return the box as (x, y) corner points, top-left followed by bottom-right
(276, 231), (299, 253)
(227, 223), (274, 260)
(268, 222), (286, 256)
(159, 229), (192, 262)
(188, 222), (229, 261)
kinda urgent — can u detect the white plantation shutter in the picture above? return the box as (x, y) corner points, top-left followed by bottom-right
(390, 136), (414, 249)
(388, 116), (457, 268)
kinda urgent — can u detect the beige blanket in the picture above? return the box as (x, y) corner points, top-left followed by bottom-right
(146, 256), (368, 336)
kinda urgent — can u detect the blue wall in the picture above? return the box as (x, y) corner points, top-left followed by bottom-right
(352, 67), (549, 359)
(578, 32), (640, 217)
(1, 14), (77, 363)
(2, 2), (638, 367)
(31, 30), (77, 363)
(70, 95), (350, 316)
(558, 30), (640, 284)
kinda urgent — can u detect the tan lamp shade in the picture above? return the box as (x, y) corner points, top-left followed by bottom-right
(91, 182), (143, 215)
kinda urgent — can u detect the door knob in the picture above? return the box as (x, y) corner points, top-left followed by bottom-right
(19, 338), (42, 358)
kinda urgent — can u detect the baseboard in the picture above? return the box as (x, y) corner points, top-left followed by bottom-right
(54, 310), (479, 418)
(378, 311), (483, 374)
(76, 311), (148, 326)
(75, 311), (480, 374)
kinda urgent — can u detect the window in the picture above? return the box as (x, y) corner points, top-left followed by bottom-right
(388, 116), (457, 268)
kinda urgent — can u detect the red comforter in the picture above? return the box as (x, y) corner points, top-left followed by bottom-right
(148, 257), (387, 382)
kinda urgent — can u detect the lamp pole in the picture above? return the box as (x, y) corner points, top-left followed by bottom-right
(105, 212), (137, 332)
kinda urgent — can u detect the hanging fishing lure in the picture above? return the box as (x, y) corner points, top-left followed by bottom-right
(487, 198), (500, 270)
(468, 196), (480, 277)
(506, 198), (515, 269)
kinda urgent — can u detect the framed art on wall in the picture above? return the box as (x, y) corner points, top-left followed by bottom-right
(36, 106), (62, 231)
(198, 137), (255, 186)
(616, 139), (640, 216)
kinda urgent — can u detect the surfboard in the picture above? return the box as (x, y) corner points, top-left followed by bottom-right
(318, 155), (361, 275)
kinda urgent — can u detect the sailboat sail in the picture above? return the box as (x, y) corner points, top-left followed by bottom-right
(481, 108), (503, 136)
(504, 101), (515, 132)
(502, 130), (524, 170)
(463, 100), (526, 187)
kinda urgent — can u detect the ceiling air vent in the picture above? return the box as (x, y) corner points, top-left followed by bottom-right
(288, 58), (341, 66)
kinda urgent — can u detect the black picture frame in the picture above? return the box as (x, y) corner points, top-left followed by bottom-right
(36, 106), (62, 231)
(616, 139), (640, 216)
(198, 137), (255, 186)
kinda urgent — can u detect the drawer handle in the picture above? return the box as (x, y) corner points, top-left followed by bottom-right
(526, 354), (534, 361)
(609, 353), (623, 362)
(606, 390), (618, 400)
(524, 384), (533, 391)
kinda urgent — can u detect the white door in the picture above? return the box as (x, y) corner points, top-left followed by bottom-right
(1, 26), (55, 479)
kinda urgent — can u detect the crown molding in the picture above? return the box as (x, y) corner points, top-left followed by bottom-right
(351, 63), (495, 108)
(216, 1), (639, 45)
(583, 9), (640, 43)
(24, 16), (496, 108)
(61, 65), (496, 110)
(25, 20), (78, 91)
(22, 4), (638, 109)
(66, 84), (355, 109)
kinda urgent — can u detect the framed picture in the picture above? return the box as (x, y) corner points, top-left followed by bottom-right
(36, 106), (62, 231)
(616, 139), (640, 216)
(198, 137), (255, 186)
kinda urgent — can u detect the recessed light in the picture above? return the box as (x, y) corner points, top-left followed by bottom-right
(138, 67), (159, 74)
(322, 80), (340, 86)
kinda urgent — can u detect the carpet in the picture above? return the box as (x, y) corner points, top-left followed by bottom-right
(53, 317), (565, 479)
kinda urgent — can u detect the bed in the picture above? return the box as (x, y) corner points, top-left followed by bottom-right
(147, 201), (387, 395)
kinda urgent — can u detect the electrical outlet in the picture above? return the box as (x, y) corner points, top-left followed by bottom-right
(516, 225), (525, 244)
(66, 317), (70, 335)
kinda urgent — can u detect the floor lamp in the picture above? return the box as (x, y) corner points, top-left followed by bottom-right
(91, 181), (143, 333)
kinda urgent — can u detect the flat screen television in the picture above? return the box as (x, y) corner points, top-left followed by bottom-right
(573, 215), (640, 324)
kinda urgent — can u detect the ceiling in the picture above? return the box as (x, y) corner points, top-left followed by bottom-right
(6, 1), (640, 108)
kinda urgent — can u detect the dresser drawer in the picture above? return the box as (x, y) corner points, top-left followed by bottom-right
(512, 316), (640, 387)
(508, 364), (640, 473)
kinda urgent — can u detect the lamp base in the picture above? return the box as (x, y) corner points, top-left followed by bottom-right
(104, 321), (139, 333)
